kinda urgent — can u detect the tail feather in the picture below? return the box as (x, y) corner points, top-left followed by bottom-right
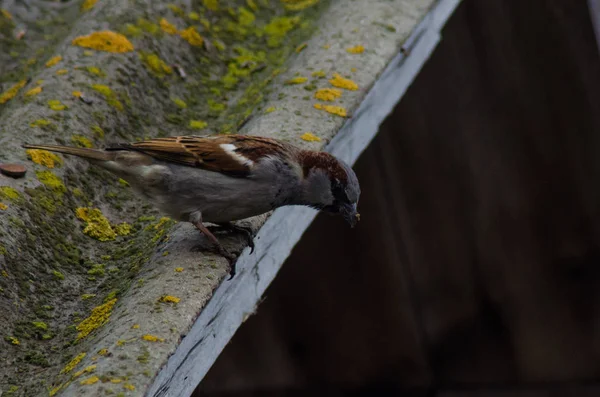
(22, 144), (112, 162)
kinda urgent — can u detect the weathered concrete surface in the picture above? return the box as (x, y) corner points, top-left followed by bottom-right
(0, 0), (452, 395)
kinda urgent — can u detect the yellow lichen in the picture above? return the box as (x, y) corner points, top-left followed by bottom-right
(81, 294), (96, 300)
(60, 352), (86, 374)
(172, 97), (187, 108)
(286, 76), (307, 84)
(238, 7), (255, 26)
(203, 0), (218, 11)
(314, 103), (347, 117)
(91, 84), (123, 111)
(0, 80), (27, 104)
(0, 203), (7, 211)
(114, 223), (131, 236)
(24, 86), (42, 97)
(76, 207), (116, 241)
(264, 106), (276, 113)
(72, 31), (134, 53)
(1, 9), (12, 19)
(175, 267), (184, 272)
(142, 53), (172, 77)
(48, 99), (67, 111)
(8, 336), (19, 345)
(351, 67), (357, 72)
(49, 385), (63, 396)
(160, 18), (178, 34)
(329, 73), (358, 90)
(30, 119), (51, 128)
(72, 91), (82, 98)
(189, 11), (200, 20)
(322, 44), (330, 49)
(2, 270), (9, 277)
(167, 4), (184, 15)
(85, 66), (105, 76)
(92, 125), (105, 138)
(179, 26), (203, 46)
(264, 16), (300, 48)
(295, 43), (307, 53)
(26, 149), (63, 168)
(159, 295), (180, 304)
(56, 69), (68, 75)
(110, 378), (122, 384)
(0, 187), (20, 201)
(314, 88), (342, 101)
(76, 298), (117, 340)
(281, 0), (319, 11)
(300, 132), (321, 142)
(141, 334), (165, 342)
(97, 348), (108, 356)
(346, 45), (365, 54)
(71, 135), (93, 148)
(131, 324), (140, 329)
(153, 217), (172, 230)
(45, 55), (62, 67)
(189, 120), (208, 129)
(81, 0), (97, 11)
(36, 171), (66, 195)
(80, 376), (99, 385)
(247, 0), (258, 11)
(124, 384), (136, 391)
(73, 365), (96, 378)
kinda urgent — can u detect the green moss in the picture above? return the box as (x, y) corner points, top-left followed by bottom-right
(32, 321), (48, 331)
(30, 119), (52, 128)
(0, 187), (20, 202)
(35, 171), (67, 196)
(87, 264), (105, 276)
(91, 84), (123, 111)
(24, 350), (50, 367)
(71, 135), (93, 148)
(264, 16), (300, 47)
(81, 294), (96, 300)
(207, 99), (226, 114)
(91, 125), (105, 138)
(85, 65), (105, 77)
(114, 223), (131, 236)
(189, 120), (208, 129)
(136, 18), (160, 35)
(52, 270), (65, 280)
(137, 347), (150, 364)
(171, 97), (187, 109)
(48, 99), (67, 111)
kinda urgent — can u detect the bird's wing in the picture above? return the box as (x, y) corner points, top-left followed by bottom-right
(107, 135), (291, 177)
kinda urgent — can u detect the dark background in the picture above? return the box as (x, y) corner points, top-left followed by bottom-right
(195, 0), (600, 395)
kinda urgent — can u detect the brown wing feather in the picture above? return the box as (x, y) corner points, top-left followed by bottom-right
(110, 135), (293, 177)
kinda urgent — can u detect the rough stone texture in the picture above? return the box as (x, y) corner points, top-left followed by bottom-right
(0, 0), (440, 396)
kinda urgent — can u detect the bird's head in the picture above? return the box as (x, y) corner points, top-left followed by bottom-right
(298, 151), (361, 227)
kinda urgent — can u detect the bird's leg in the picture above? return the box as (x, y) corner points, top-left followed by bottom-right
(211, 222), (255, 254)
(189, 211), (237, 279)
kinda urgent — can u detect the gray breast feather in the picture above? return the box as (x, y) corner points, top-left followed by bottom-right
(123, 157), (301, 223)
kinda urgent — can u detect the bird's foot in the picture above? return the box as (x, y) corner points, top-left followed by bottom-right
(209, 222), (255, 254)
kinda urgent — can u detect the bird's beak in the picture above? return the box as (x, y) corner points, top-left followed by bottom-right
(341, 203), (360, 228)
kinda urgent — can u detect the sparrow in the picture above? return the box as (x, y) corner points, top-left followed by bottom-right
(23, 135), (361, 278)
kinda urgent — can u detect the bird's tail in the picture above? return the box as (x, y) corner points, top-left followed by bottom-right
(22, 144), (112, 162)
